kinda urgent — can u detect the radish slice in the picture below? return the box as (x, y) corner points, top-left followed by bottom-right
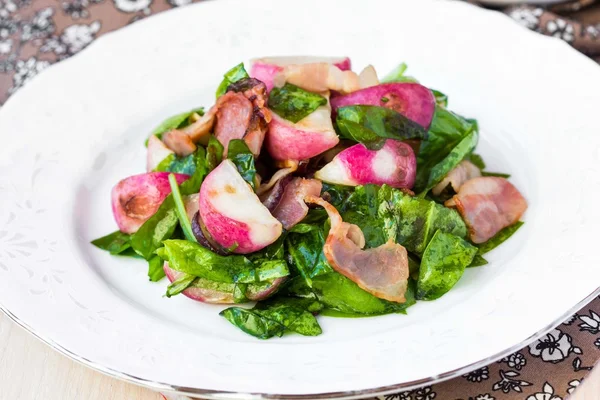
(250, 56), (351, 91)
(111, 172), (189, 234)
(146, 135), (174, 172)
(199, 160), (283, 254)
(266, 94), (339, 161)
(315, 140), (416, 189)
(331, 83), (436, 129)
(358, 65), (379, 89)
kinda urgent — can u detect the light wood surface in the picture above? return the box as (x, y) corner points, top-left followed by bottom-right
(1, 310), (598, 400)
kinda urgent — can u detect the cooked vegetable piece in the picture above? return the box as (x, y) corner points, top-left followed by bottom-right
(336, 105), (427, 148)
(215, 62), (249, 98)
(111, 172), (189, 234)
(274, 62), (361, 94)
(286, 227), (333, 287)
(147, 255), (166, 282)
(477, 221), (524, 255)
(147, 135), (174, 171)
(91, 231), (132, 255)
(271, 178), (322, 230)
(445, 177), (527, 243)
(221, 297), (323, 339)
(199, 160), (282, 254)
(381, 62), (418, 83)
(145, 107), (204, 144)
(305, 195), (409, 303)
(268, 83), (327, 123)
(315, 140), (416, 189)
(250, 56), (351, 92)
(431, 89), (448, 108)
(206, 136), (224, 172)
(417, 230), (477, 300)
(331, 83), (435, 129)
(469, 255), (488, 268)
(227, 139), (258, 189)
(432, 160), (481, 196)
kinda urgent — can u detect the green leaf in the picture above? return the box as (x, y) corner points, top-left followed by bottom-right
(131, 148), (208, 259)
(288, 223), (320, 234)
(166, 273), (196, 297)
(154, 152), (198, 175)
(206, 136), (224, 172)
(168, 173), (196, 243)
(220, 297), (323, 339)
(286, 227), (332, 287)
(145, 107), (204, 145)
(336, 105), (427, 149)
(148, 255), (166, 282)
(431, 89), (448, 108)
(381, 62), (418, 83)
(91, 231), (132, 255)
(227, 139), (257, 189)
(157, 240), (289, 284)
(477, 221), (524, 255)
(468, 153), (486, 170)
(415, 106), (476, 192)
(468, 255), (488, 268)
(417, 230), (478, 300)
(482, 171), (511, 178)
(422, 130), (478, 194)
(268, 83), (327, 123)
(216, 63), (249, 98)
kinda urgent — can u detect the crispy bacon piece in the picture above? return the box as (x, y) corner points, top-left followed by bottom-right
(445, 177), (527, 244)
(304, 195), (409, 303)
(432, 160), (481, 196)
(273, 63), (361, 94)
(271, 178), (322, 230)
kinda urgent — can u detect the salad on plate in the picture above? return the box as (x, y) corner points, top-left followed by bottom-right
(92, 56), (527, 339)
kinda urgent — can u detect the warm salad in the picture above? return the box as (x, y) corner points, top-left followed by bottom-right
(92, 56), (527, 339)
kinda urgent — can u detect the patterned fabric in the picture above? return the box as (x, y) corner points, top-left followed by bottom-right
(1, 1), (599, 399)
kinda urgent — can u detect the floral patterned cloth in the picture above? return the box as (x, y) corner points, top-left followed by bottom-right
(1, 1), (599, 399)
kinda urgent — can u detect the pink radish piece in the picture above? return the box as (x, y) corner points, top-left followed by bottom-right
(250, 56), (351, 91)
(315, 140), (416, 189)
(164, 262), (285, 304)
(146, 135), (174, 172)
(331, 83), (436, 129)
(199, 160), (282, 254)
(111, 172), (189, 234)
(266, 95), (339, 161)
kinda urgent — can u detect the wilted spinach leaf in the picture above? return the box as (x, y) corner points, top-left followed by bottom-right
(154, 152), (198, 175)
(468, 153), (486, 170)
(336, 105), (427, 149)
(381, 62), (418, 83)
(417, 230), (477, 300)
(145, 107), (204, 145)
(227, 139), (257, 189)
(268, 83), (327, 123)
(91, 230), (133, 255)
(216, 63), (249, 98)
(220, 297), (323, 339)
(286, 227), (332, 287)
(431, 89), (448, 108)
(478, 221), (524, 255)
(206, 136), (224, 172)
(482, 171), (511, 178)
(468, 255), (488, 268)
(147, 255), (166, 282)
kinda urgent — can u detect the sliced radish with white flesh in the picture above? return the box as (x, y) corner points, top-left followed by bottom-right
(315, 140), (416, 189)
(146, 135), (174, 172)
(111, 172), (189, 234)
(250, 56), (351, 92)
(199, 160), (283, 254)
(266, 94), (339, 161)
(331, 83), (436, 129)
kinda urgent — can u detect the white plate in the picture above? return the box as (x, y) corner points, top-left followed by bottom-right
(1, 0), (599, 398)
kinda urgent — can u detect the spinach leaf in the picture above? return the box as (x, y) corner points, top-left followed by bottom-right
(268, 83), (327, 123)
(166, 274), (196, 297)
(130, 148), (208, 259)
(336, 105), (427, 149)
(321, 183), (355, 209)
(482, 171), (511, 178)
(468, 153), (486, 170)
(415, 106), (475, 192)
(469, 255), (488, 268)
(216, 63), (249, 98)
(431, 89), (448, 108)
(381, 62), (418, 83)
(154, 152), (198, 175)
(477, 221), (524, 255)
(422, 130), (478, 194)
(220, 297), (323, 339)
(286, 227), (332, 287)
(147, 255), (166, 282)
(310, 273), (416, 315)
(227, 139), (257, 189)
(156, 240), (289, 284)
(91, 230), (132, 255)
(417, 230), (477, 300)
(206, 136), (224, 172)
(168, 173), (196, 242)
(146, 107), (204, 144)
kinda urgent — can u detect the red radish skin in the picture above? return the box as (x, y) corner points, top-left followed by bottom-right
(331, 83), (436, 129)
(199, 160), (282, 254)
(250, 56), (351, 91)
(146, 135), (174, 172)
(266, 100), (339, 161)
(315, 140), (416, 189)
(111, 172), (189, 234)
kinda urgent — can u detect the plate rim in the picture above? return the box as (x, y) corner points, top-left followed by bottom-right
(3, 288), (598, 399)
(1, 0), (600, 398)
